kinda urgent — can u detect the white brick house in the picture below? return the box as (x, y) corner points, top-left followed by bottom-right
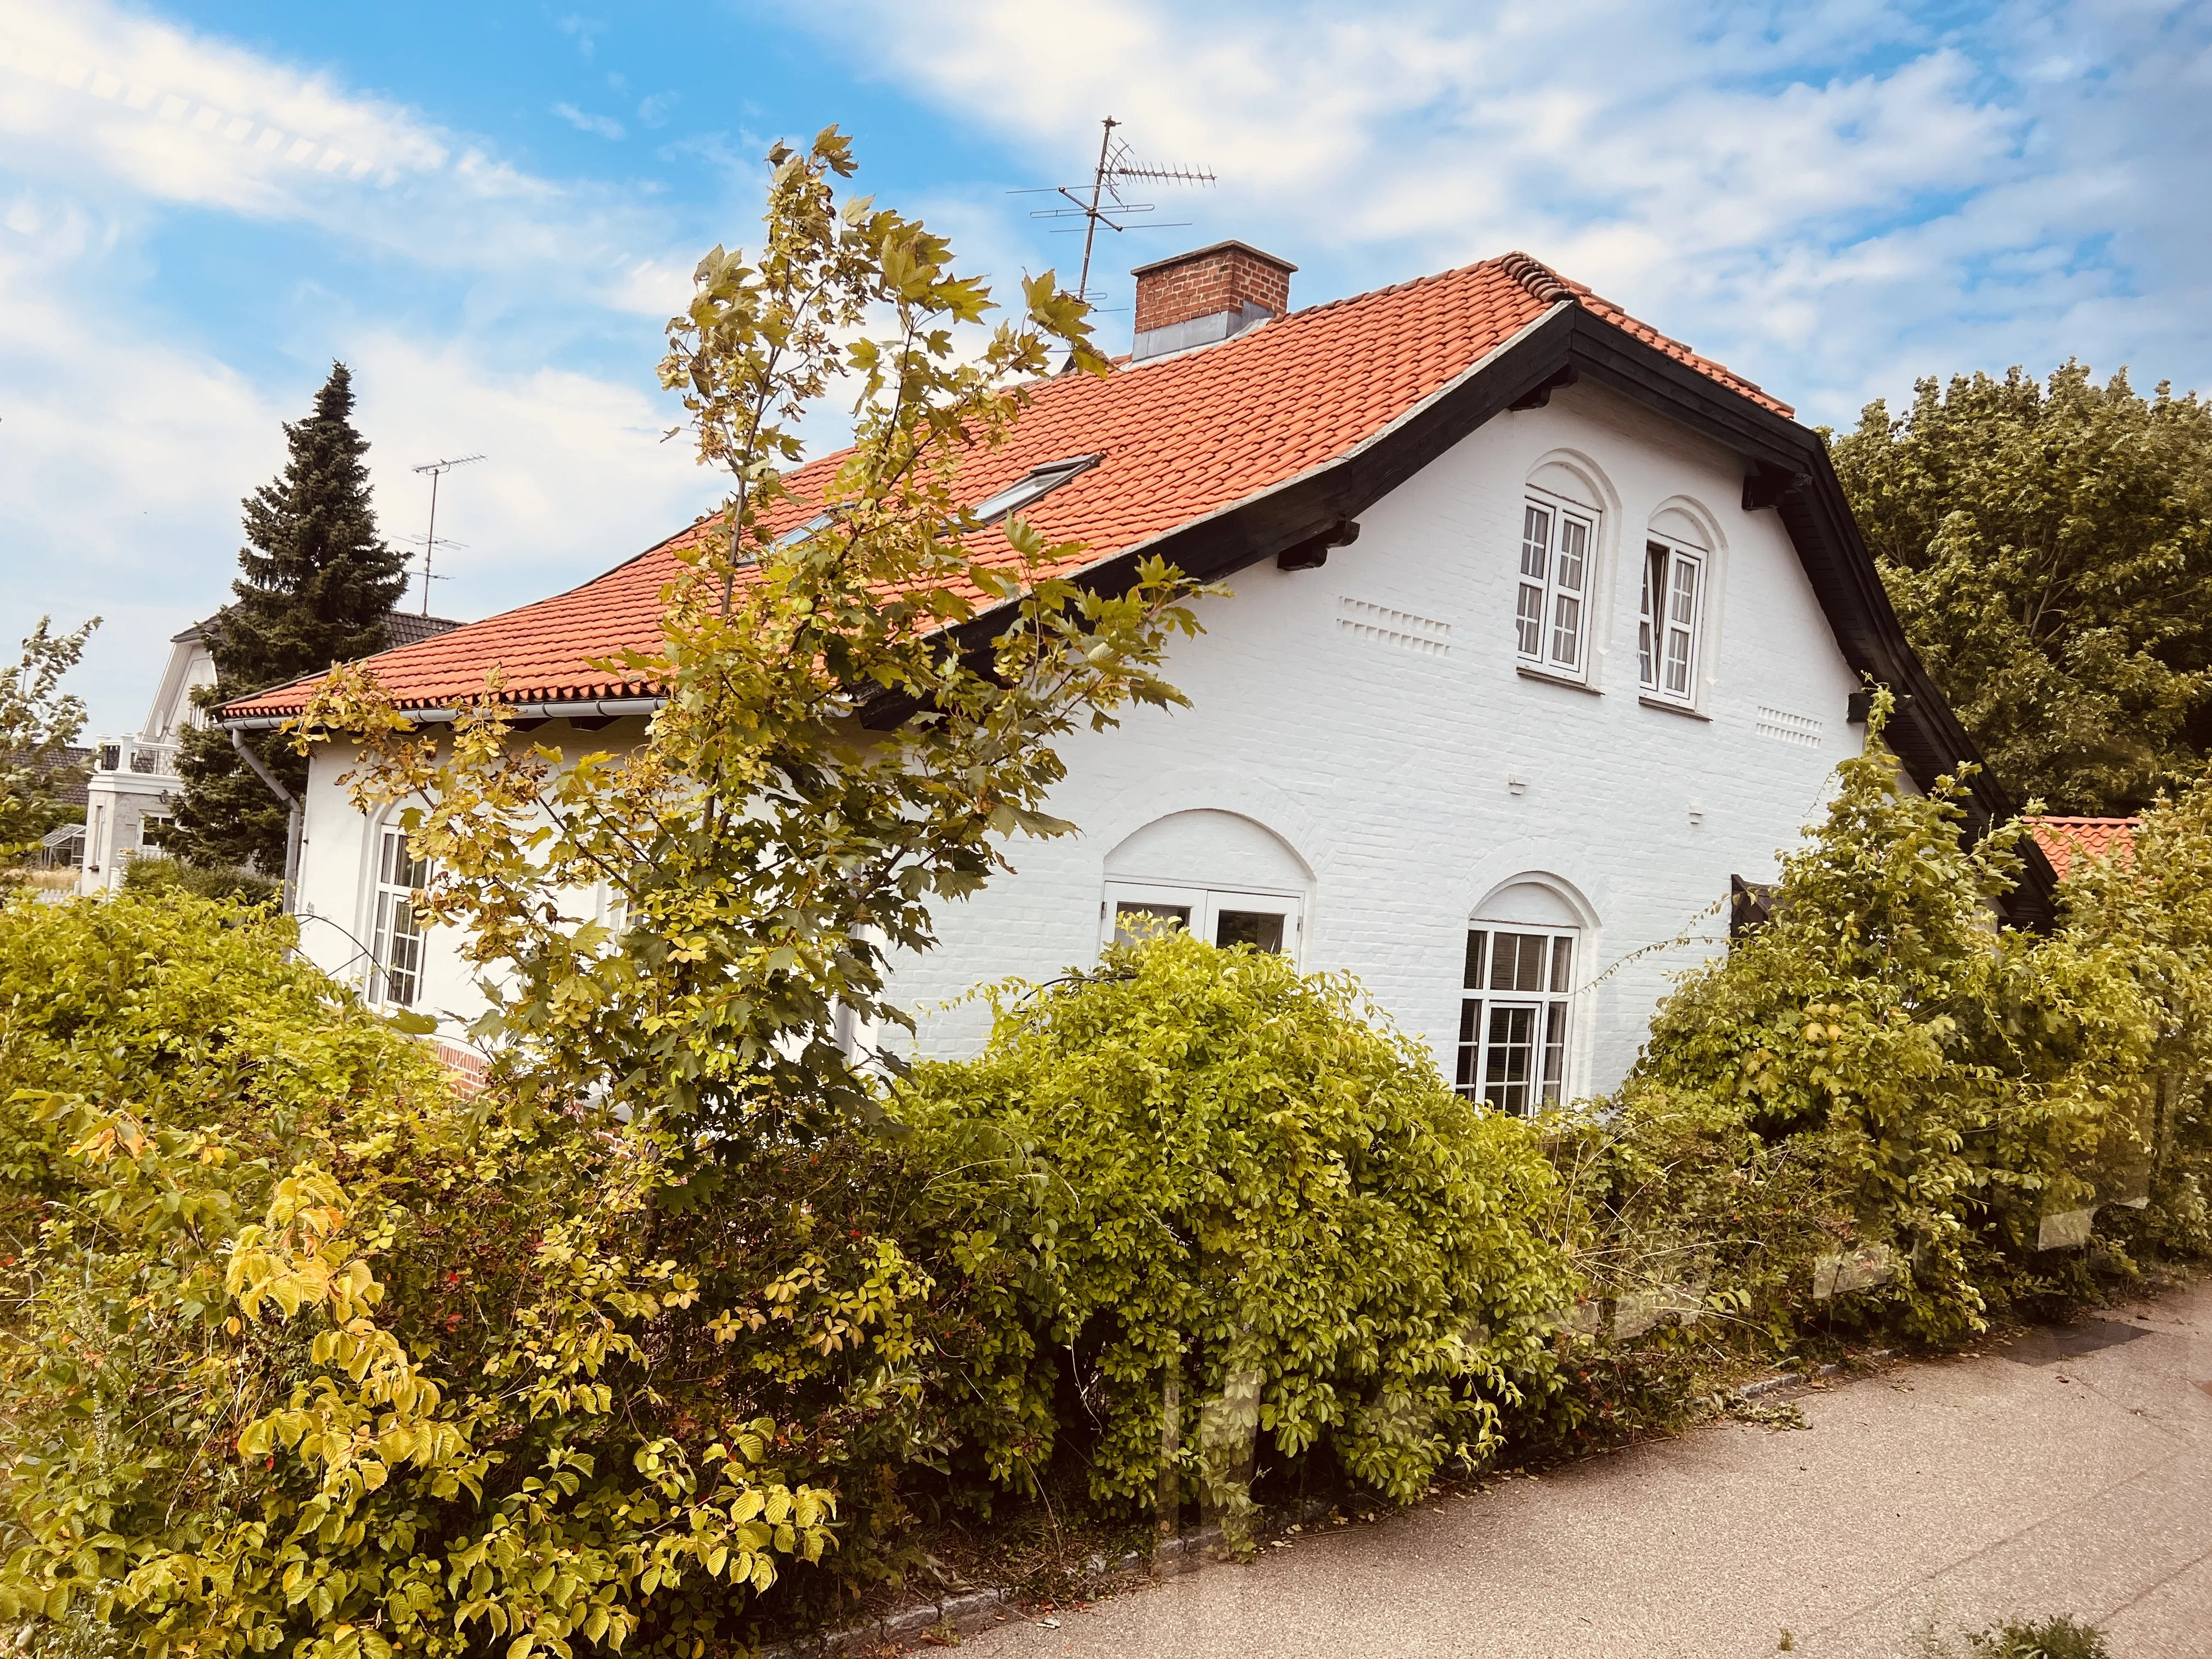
(224, 245), (2053, 1107)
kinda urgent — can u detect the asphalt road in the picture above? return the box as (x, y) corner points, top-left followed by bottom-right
(956, 1278), (2212, 1658)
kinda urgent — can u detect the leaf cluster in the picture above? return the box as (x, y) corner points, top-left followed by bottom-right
(300, 127), (1205, 1151)
(1579, 697), (2178, 1347)
(0, 889), (862, 1658)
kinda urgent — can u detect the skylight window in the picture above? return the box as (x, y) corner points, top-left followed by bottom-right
(730, 510), (834, 567)
(772, 511), (834, 551)
(968, 454), (1103, 526)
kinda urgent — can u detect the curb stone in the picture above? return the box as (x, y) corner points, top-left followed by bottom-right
(1737, 1349), (1893, 1400)
(764, 1500), (1361, 1655)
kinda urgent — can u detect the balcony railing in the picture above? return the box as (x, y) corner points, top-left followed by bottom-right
(94, 739), (180, 778)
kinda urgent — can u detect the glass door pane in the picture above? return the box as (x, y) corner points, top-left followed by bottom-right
(1199, 889), (1301, 961)
(1542, 1002), (1568, 1104)
(1454, 999), (1481, 1096)
(1483, 1003), (1537, 1114)
(1215, 909), (1284, 952)
(1113, 900), (1191, 945)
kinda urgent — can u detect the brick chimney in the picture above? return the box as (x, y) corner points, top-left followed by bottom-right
(1129, 240), (1296, 362)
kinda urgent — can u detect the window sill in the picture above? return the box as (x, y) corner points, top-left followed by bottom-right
(1516, 663), (1600, 696)
(1639, 693), (1712, 721)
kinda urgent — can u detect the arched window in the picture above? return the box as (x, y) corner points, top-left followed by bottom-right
(368, 825), (433, 1007)
(1516, 461), (1604, 681)
(1101, 810), (1310, 958)
(1455, 881), (1583, 1113)
(1640, 505), (1713, 705)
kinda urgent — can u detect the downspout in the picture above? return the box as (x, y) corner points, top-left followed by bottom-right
(230, 726), (303, 915)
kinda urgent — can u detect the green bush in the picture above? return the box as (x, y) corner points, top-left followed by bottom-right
(1917, 1613), (2111, 1659)
(1969, 1616), (2109, 1659)
(121, 853), (279, 905)
(895, 930), (1578, 1526)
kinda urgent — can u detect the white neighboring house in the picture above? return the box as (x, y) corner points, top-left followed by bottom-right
(85, 612), (458, 893)
(81, 621), (215, 894)
(223, 244), (2056, 1109)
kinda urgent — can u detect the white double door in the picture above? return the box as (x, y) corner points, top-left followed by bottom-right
(1101, 879), (1304, 960)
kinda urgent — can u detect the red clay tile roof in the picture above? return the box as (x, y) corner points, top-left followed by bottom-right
(2030, 816), (2138, 881)
(224, 252), (1789, 722)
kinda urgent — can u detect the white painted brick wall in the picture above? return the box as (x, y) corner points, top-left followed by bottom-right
(292, 379), (1865, 1099)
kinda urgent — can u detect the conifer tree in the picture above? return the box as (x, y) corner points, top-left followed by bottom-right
(173, 363), (410, 872)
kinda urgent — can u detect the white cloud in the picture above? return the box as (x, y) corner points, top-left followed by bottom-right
(0, 0), (694, 315)
(346, 332), (719, 621)
(795, 0), (2212, 419)
(0, 199), (719, 734)
(558, 14), (605, 62)
(553, 101), (624, 141)
(0, 0), (726, 736)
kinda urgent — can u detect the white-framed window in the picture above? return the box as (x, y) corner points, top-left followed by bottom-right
(1515, 492), (1596, 677)
(1454, 926), (1576, 1114)
(1639, 539), (1705, 702)
(369, 827), (432, 1007)
(1102, 879), (1302, 959)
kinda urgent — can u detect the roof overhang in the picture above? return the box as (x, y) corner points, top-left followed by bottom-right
(222, 695), (664, 732)
(882, 298), (2058, 929)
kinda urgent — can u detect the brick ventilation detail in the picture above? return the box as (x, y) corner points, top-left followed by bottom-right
(1133, 244), (1295, 336)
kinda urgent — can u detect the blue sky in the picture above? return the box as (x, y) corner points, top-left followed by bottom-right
(3, 0), (2208, 737)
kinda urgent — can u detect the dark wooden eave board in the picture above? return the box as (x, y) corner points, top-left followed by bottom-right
(868, 297), (2057, 927)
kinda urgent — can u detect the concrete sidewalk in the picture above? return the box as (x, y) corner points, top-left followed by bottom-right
(961, 1279), (2212, 1658)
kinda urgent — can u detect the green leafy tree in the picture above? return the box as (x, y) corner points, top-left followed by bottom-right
(302, 128), (1199, 1141)
(0, 885), (838, 1659)
(0, 616), (97, 874)
(173, 362), (410, 872)
(2055, 762), (2212, 1259)
(0, 126), (1207, 1659)
(1833, 363), (2212, 813)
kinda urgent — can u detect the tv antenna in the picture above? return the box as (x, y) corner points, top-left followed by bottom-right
(1012, 116), (1215, 306)
(408, 454), (484, 616)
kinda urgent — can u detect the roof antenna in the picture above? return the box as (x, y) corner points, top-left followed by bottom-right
(1012, 116), (1216, 311)
(407, 454), (484, 616)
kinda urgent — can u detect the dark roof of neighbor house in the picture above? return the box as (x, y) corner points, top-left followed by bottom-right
(383, 612), (465, 650)
(2030, 817), (2137, 882)
(182, 608), (460, 651)
(216, 249), (2057, 926)
(4, 744), (91, 811)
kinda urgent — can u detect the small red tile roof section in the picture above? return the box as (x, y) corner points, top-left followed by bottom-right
(224, 252), (1790, 722)
(2030, 816), (2138, 882)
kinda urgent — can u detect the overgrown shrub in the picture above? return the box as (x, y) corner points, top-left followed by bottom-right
(1581, 701), (2188, 1351)
(0, 888), (885, 1657)
(895, 930), (1578, 1527)
(121, 852), (279, 905)
(2053, 767), (2212, 1263)
(1916, 1613), (2111, 1659)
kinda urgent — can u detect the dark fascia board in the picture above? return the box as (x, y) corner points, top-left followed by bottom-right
(874, 297), (2057, 928)
(1547, 313), (2053, 927)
